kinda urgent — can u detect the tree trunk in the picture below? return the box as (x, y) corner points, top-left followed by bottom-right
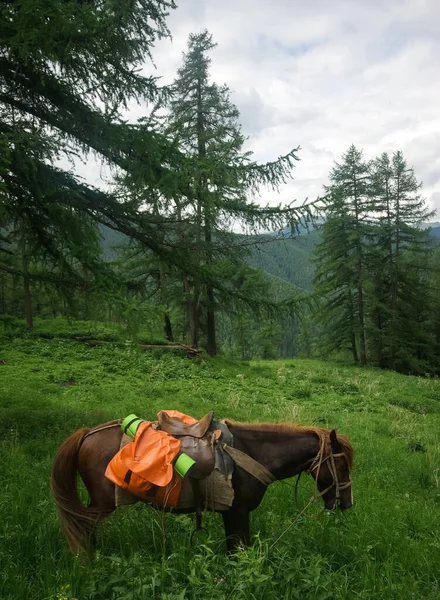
(0, 272), (7, 314)
(163, 312), (174, 342)
(22, 245), (33, 329)
(206, 284), (216, 355)
(184, 274), (199, 348)
(358, 285), (367, 364)
(176, 201), (198, 348)
(353, 176), (367, 364)
(12, 274), (19, 315)
(348, 290), (358, 364)
(196, 75), (217, 355)
(204, 206), (216, 355)
(350, 331), (359, 363)
(159, 259), (174, 342)
(191, 284), (201, 348)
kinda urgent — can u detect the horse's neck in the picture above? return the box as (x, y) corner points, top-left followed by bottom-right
(229, 426), (321, 480)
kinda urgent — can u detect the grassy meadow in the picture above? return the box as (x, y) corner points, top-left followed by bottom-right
(1, 322), (439, 599)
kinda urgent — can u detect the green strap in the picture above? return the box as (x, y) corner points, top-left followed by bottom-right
(221, 444), (276, 487)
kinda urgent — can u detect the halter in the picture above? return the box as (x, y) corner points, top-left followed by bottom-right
(307, 439), (352, 501)
(271, 436), (353, 549)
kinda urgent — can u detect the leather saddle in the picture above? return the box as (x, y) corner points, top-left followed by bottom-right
(156, 410), (224, 480)
(158, 410), (214, 438)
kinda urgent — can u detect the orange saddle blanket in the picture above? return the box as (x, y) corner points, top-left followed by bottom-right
(105, 410), (198, 507)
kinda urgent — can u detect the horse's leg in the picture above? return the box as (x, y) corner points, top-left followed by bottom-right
(76, 431), (119, 551)
(222, 508), (250, 553)
(81, 472), (116, 552)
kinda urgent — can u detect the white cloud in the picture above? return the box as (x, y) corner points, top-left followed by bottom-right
(72, 0), (440, 219)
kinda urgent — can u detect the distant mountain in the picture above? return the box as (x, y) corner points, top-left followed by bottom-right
(97, 219), (438, 294)
(97, 222), (320, 289)
(249, 222), (440, 289)
(247, 229), (321, 291)
(262, 219), (323, 238)
(429, 226), (440, 240)
(263, 270), (303, 300)
(98, 224), (128, 260)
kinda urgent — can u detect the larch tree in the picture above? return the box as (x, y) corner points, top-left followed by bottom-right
(313, 145), (438, 375)
(313, 187), (361, 362)
(164, 30), (311, 354)
(369, 151), (435, 371)
(1, 4), (313, 341)
(0, 0), (192, 296)
(313, 145), (372, 363)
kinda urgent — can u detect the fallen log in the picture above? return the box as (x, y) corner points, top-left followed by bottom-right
(71, 337), (202, 356)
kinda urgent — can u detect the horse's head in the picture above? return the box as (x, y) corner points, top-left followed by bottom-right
(309, 429), (353, 511)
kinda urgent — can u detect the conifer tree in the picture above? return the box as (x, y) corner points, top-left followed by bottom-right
(313, 145), (372, 363)
(2, 10), (310, 339)
(166, 31), (246, 353)
(164, 30), (309, 354)
(314, 146), (437, 374)
(313, 188), (360, 361)
(1, 0), (183, 284)
(369, 151), (435, 371)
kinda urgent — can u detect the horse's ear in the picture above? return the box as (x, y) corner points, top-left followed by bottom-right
(330, 429), (342, 453)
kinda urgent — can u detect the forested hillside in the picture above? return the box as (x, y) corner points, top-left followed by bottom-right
(98, 224), (318, 290)
(429, 224), (440, 241)
(98, 222), (439, 293)
(247, 230), (319, 291)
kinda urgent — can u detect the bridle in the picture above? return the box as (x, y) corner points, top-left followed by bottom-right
(307, 439), (352, 502)
(271, 434), (353, 548)
(271, 439), (353, 548)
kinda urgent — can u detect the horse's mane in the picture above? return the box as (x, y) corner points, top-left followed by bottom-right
(225, 420), (354, 468)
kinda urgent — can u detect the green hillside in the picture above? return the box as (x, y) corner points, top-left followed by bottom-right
(1, 334), (439, 599)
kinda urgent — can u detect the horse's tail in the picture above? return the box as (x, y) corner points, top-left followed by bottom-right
(51, 428), (110, 554)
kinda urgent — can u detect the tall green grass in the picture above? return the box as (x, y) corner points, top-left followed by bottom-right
(1, 333), (439, 599)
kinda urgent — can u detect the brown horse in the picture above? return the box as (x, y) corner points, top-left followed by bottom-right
(51, 419), (354, 554)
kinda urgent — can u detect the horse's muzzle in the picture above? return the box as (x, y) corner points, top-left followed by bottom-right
(325, 498), (353, 511)
(339, 499), (353, 510)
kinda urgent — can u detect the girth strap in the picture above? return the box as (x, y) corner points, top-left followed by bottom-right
(220, 443), (276, 486)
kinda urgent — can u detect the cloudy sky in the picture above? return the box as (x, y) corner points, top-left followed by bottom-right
(82, 0), (440, 218)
